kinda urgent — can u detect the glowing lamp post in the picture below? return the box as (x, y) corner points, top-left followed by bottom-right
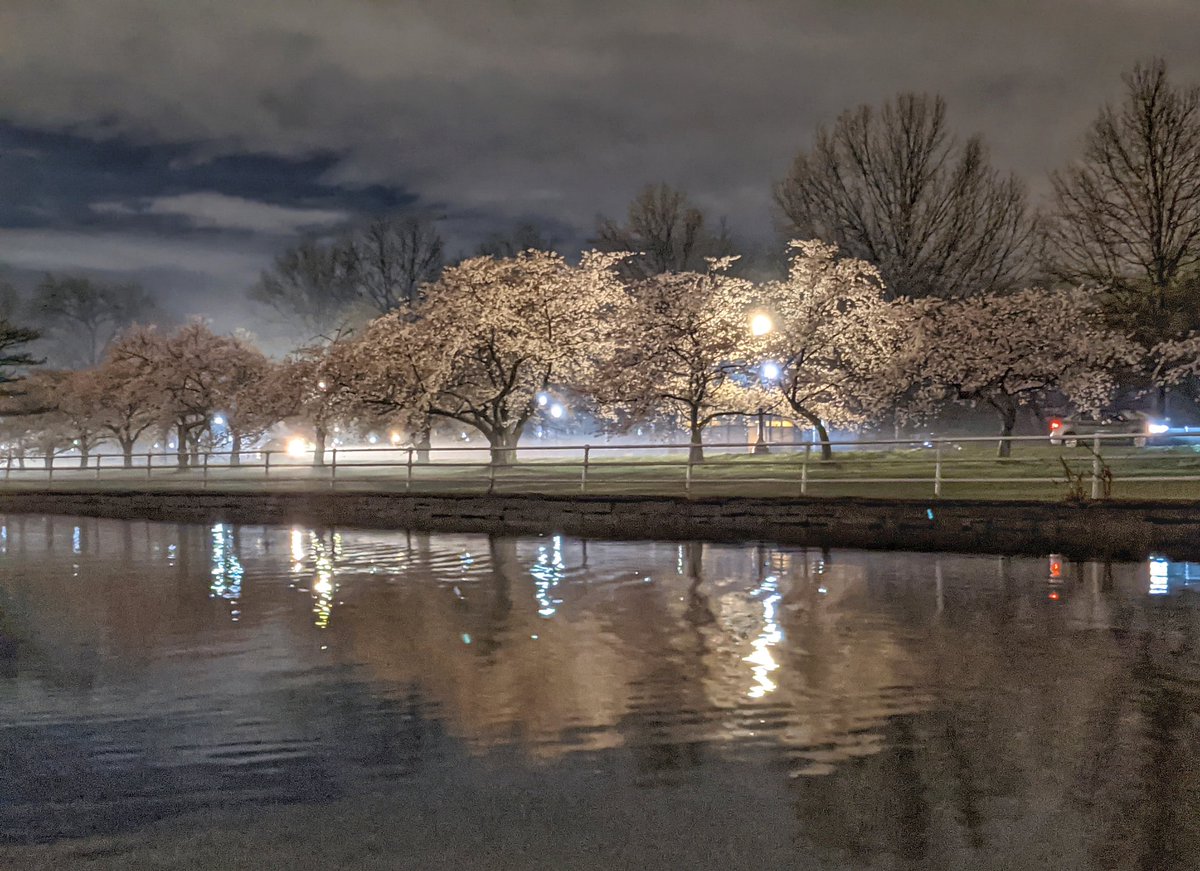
(750, 312), (776, 455)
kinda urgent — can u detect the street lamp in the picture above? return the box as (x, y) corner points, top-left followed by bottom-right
(750, 312), (774, 336)
(754, 361), (780, 456)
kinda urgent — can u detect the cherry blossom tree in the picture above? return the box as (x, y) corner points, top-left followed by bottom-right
(113, 322), (268, 469)
(352, 250), (627, 464)
(4, 372), (81, 471)
(596, 259), (764, 463)
(86, 352), (161, 467)
(212, 351), (278, 465)
(267, 342), (361, 467)
(920, 288), (1142, 457)
(756, 241), (914, 460)
(1151, 334), (1200, 411)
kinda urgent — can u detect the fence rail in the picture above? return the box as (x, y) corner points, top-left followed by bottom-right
(4, 433), (1200, 501)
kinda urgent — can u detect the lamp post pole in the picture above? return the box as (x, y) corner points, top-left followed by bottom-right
(753, 407), (770, 455)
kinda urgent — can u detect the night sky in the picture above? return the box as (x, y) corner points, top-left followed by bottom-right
(1, 0), (1198, 330)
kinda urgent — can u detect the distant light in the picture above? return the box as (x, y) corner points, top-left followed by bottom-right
(286, 437), (309, 457)
(368, 434), (379, 444)
(1050, 419), (1062, 430)
(1149, 423), (1169, 434)
(760, 361), (780, 381)
(317, 380), (328, 390)
(389, 431), (402, 446)
(750, 312), (774, 336)
(537, 393), (549, 407)
(550, 403), (565, 419)
(212, 415), (226, 426)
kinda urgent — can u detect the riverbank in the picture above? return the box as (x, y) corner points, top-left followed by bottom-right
(2, 488), (1198, 560)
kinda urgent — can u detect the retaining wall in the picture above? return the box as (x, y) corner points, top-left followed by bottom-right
(2, 489), (1200, 559)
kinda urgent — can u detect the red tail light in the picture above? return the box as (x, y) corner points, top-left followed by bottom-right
(1050, 419), (1062, 430)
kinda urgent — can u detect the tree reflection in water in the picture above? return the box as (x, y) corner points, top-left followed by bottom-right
(0, 516), (1199, 868)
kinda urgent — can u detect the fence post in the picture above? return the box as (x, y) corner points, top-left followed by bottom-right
(202, 453), (209, 488)
(934, 441), (943, 498)
(1091, 434), (1102, 500)
(47, 455), (53, 483)
(487, 458), (496, 495)
(264, 450), (272, 478)
(146, 452), (152, 479)
(685, 450), (694, 495)
(331, 447), (338, 487)
(95, 454), (102, 480)
(801, 444), (810, 495)
(581, 445), (590, 493)
(406, 447), (414, 492)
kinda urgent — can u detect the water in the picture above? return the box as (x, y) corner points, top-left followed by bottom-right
(1, 516), (1199, 870)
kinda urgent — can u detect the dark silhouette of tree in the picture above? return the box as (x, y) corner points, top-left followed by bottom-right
(477, 222), (553, 258)
(249, 238), (359, 340)
(1048, 59), (1200, 340)
(595, 182), (735, 278)
(29, 275), (155, 367)
(0, 318), (39, 397)
(346, 216), (444, 314)
(776, 93), (1033, 299)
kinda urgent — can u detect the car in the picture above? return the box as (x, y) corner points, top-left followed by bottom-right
(1049, 411), (1166, 447)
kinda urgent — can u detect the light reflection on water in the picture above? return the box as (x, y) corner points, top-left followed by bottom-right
(0, 516), (1199, 868)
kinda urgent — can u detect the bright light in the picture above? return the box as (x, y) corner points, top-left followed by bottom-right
(750, 312), (774, 336)
(317, 380), (328, 390)
(286, 437), (310, 457)
(761, 361), (781, 381)
(537, 393), (549, 407)
(550, 403), (565, 419)
(1149, 423), (1169, 435)
(1050, 419), (1062, 430)
(368, 434), (379, 444)
(212, 415), (226, 426)
(389, 431), (403, 446)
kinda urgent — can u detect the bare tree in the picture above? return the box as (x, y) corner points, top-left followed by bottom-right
(776, 93), (1033, 299)
(1048, 59), (1200, 335)
(346, 216), (444, 315)
(30, 275), (155, 367)
(595, 182), (735, 278)
(249, 238), (359, 340)
(477, 222), (553, 258)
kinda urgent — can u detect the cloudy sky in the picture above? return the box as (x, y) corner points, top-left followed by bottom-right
(1, 0), (1199, 331)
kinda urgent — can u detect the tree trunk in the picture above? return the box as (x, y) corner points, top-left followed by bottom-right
(488, 428), (521, 466)
(688, 416), (705, 464)
(993, 395), (1018, 458)
(176, 422), (189, 469)
(790, 404), (833, 460)
(415, 424), (432, 464)
(120, 437), (135, 469)
(229, 431), (242, 467)
(78, 445), (90, 469)
(312, 425), (327, 467)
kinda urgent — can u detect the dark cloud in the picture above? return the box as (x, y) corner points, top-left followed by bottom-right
(1, 0), (1199, 323)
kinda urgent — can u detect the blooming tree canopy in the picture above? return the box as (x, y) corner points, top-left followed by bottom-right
(597, 258), (765, 462)
(353, 250), (627, 462)
(757, 240), (911, 459)
(112, 321), (268, 468)
(920, 287), (1142, 456)
(267, 341), (364, 467)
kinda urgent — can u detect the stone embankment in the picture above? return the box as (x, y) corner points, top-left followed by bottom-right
(2, 489), (1198, 559)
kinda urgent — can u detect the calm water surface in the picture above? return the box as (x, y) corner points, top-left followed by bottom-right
(1, 515), (1199, 870)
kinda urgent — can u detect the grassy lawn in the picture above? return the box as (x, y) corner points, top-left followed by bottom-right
(4, 442), (1200, 502)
